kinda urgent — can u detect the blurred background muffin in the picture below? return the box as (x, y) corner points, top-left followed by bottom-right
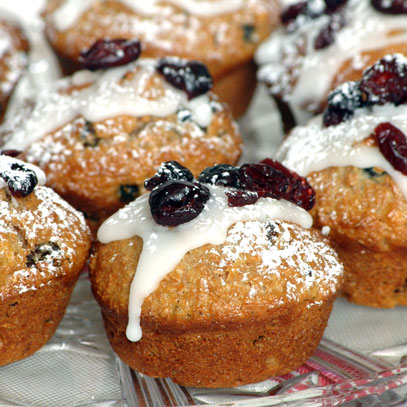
(0, 153), (91, 366)
(277, 54), (407, 307)
(90, 159), (343, 387)
(41, 0), (281, 118)
(0, 49), (243, 229)
(256, 0), (407, 131)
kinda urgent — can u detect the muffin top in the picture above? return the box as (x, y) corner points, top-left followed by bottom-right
(92, 160), (343, 341)
(0, 18), (29, 122)
(42, 0), (278, 77)
(255, 0), (407, 124)
(0, 154), (91, 300)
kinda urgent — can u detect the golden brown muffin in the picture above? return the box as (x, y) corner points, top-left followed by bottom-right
(277, 54), (407, 307)
(255, 0), (407, 130)
(0, 56), (243, 228)
(0, 19), (29, 123)
(41, 0), (280, 118)
(0, 154), (91, 366)
(90, 160), (343, 388)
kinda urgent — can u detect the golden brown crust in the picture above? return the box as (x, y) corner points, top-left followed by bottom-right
(308, 166), (407, 307)
(90, 219), (342, 386)
(0, 186), (91, 365)
(0, 20), (29, 122)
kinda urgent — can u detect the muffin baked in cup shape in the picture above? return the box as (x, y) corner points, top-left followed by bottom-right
(0, 48), (242, 228)
(0, 17), (29, 123)
(255, 0), (407, 131)
(90, 159), (344, 388)
(41, 0), (280, 118)
(276, 54), (407, 308)
(0, 153), (91, 366)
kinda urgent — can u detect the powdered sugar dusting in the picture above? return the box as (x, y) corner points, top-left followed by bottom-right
(256, 0), (407, 124)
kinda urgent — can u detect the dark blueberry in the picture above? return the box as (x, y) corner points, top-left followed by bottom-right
(26, 242), (60, 268)
(372, 122), (407, 175)
(371, 0), (407, 14)
(149, 180), (210, 227)
(239, 158), (315, 210)
(0, 149), (22, 157)
(225, 189), (259, 207)
(1, 162), (38, 198)
(156, 57), (213, 100)
(360, 54), (407, 105)
(144, 161), (194, 191)
(119, 184), (140, 203)
(242, 24), (255, 43)
(281, 1), (308, 25)
(78, 39), (141, 71)
(323, 81), (365, 127)
(198, 164), (242, 188)
(314, 13), (346, 50)
(80, 121), (100, 147)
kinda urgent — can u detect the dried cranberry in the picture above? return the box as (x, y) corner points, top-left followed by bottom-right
(323, 81), (365, 126)
(325, 0), (348, 12)
(156, 57), (213, 100)
(372, 122), (407, 175)
(360, 54), (407, 105)
(314, 14), (346, 50)
(144, 161), (194, 191)
(371, 0), (407, 14)
(225, 190), (259, 207)
(281, 1), (308, 25)
(149, 180), (210, 227)
(79, 39), (141, 71)
(0, 162), (38, 198)
(0, 149), (22, 157)
(198, 164), (242, 188)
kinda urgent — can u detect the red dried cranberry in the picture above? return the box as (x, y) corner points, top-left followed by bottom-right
(325, 0), (348, 12)
(1, 162), (38, 198)
(145, 161), (193, 191)
(314, 14), (346, 50)
(323, 81), (364, 126)
(0, 149), (22, 157)
(372, 122), (407, 175)
(198, 164), (242, 188)
(79, 39), (141, 71)
(225, 190), (259, 207)
(281, 1), (308, 25)
(360, 54), (407, 105)
(156, 57), (213, 100)
(149, 180), (210, 227)
(371, 0), (407, 14)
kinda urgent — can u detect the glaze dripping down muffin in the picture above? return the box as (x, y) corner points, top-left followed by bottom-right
(90, 159), (343, 388)
(0, 153), (91, 366)
(277, 54), (407, 308)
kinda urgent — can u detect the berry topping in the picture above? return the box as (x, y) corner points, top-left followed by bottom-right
(197, 164), (242, 188)
(78, 39), (141, 71)
(314, 14), (346, 50)
(0, 162), (38, 198)
(0, 149), (22, 157)
(372, 122), (407, 175)
(323, 81), (365, 126)
(371, 0), (407, 14)
(149, 180), (210, 227)
(156, 57), (213, 100)
(281, 1), (308, 25)
(325, 0), (348, 12)
(145, 161), (194, 191)
(359, 54), (407, 106)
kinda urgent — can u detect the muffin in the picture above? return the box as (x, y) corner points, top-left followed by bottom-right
(0, 153), (91, 366)
(90, 159), (344, 388)
(256, 0), (407, 131)
(41, 0), (281, 118)
(277, 54), (407, 308)
(0, 17), (29, 123)
(0, 51), (242, 228)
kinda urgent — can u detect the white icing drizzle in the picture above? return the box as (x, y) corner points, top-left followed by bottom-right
(276, 103), (407, 199)
(97, 185), (313, 342)
(52, 0), (245, 31)
(1, 59), (214, 151)
(255, 0), (407, 124)
(0, 155), (46, 190)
